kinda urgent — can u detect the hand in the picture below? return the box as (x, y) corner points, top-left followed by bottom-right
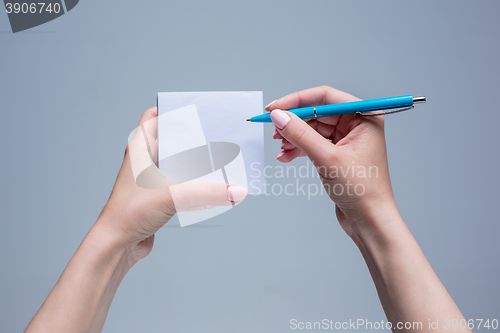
(24, 107), (248, 333)
(267, 86), (397, 240)
(97, 107), (248, 265)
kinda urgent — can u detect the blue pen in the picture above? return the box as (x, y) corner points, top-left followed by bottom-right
(246, 95), (426, 122)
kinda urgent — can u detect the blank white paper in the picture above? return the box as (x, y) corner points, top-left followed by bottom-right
(157, 91), (265, 196)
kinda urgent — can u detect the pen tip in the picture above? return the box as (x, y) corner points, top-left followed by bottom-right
(246, 118), (251, 122)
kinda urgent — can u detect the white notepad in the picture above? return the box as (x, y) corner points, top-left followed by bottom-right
(157, 91), (265, 226)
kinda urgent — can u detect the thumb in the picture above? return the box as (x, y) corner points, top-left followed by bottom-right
(169, 183), (248, 212)
(271, 109), (342, 167)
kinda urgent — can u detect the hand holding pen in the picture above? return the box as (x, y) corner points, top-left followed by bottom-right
(265, 86), (395, 224)
(265, 86), (468, 332)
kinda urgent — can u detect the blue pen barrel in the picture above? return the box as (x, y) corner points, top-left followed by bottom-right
(288, 106), (317, 120)
(249, 95), (415, 122)
(315, 95), (414, 117)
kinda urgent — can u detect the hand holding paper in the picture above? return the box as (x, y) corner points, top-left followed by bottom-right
(157, 91), (265, 226)
(106, 106), (248, 246)
(24, 106), (247, 333)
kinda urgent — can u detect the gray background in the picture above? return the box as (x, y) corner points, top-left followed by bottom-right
(1, 0), (499, 332)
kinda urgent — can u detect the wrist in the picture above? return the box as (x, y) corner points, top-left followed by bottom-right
(84, 220), (135, 271)
(89, 211), (139, 270)
(348, 192), (410, 251)
(94, 201), (157, 267)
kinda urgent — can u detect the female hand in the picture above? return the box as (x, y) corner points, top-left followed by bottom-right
(24, 107), (248, 333)
(267, 86), (397, 241)
(268, 87), (471, 332)
(97, 107), (248, 265)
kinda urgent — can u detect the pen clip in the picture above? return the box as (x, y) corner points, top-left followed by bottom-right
(355, 106), (414, 117)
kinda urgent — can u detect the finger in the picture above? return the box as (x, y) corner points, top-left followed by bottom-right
(315, 121), (337, 140)
(276, 147), (304, 163)
(139, 107), (158, 159)
(280, 138), (295, 150)
(273, 128), (283, 140)
(130, 107), (158, 150)
(128, 108), (160, 182)
(265, 99), (278, 111)
(271, 110), (344, 167)
(169, 183), (247, 212)
(138, 107), (158, 128)
(265, 86), (360, 111)
(305, 119), (335, 139)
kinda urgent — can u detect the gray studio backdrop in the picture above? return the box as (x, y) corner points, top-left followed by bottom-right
(1, 1), (499, 332)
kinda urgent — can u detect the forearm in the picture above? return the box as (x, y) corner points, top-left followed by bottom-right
(353, 201), (470, 332)
(25, 220), (133, 333)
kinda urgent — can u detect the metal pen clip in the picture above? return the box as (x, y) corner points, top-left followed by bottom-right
(356, 106), (414, 116)
(355, 96), (426, 117)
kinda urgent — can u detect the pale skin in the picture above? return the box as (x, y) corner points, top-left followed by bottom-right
(25, 86), (470, 333)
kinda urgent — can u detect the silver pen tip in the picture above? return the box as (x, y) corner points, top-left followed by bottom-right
(413, 96), (426, 104)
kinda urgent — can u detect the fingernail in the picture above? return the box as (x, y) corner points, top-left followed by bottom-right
(266, 99), (278, 109)
(270, 110), (290, 130)
(273, 128), (278, 139)
(227, 186), (247, 202)
(276, 150), (285, 159)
